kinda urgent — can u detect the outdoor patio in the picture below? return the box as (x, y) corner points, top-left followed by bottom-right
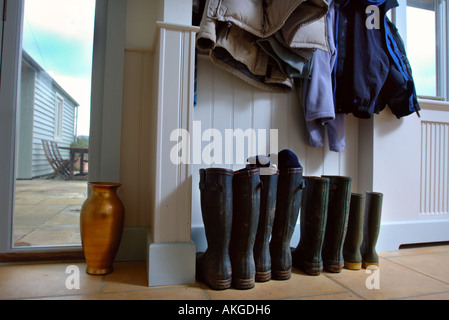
(13, 179), (87, 247)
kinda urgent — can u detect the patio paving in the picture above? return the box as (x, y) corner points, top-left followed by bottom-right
(13, 179), (88, 247)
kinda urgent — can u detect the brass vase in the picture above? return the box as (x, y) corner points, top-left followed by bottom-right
(80, 182), (124, 275)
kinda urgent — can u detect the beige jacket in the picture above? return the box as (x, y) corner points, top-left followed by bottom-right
(197, 0), (329, 92)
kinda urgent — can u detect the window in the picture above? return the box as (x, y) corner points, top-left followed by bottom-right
(395, 0), (448, 100)
(54, 94), (64, 139)
(406, 1), (437, 97)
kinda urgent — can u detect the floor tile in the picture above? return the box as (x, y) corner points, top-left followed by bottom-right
(386, 252), (449, 284)
(0, 262), (101, 300)
(203, 269), (346, 300)
(47, 285), (208, 300)
(380, 244), (449, 258)
(326, 257), (449, 300)
(102, 261), (149, 292)
(402, 291), (449, 300)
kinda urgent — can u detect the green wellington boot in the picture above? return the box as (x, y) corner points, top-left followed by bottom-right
(322, 176), (352, 273)
(197, 168), (234, 290)
(270, 167), (304, 280)
(254, 170), (279, 282)
(343, 193), (365, 270)
(361, 192), (383, 268)
(292, 176), (329, 276)
(230, 167), (262, 289)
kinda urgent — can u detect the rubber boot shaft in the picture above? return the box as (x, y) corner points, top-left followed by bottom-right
(270, 167), (304, 280)
(361, 192), (383, 268)
(322, 176), (352, 273)
(197, 168), (234, 290)
(254, 172), (279, 282)
(292, 176), (329, 276)
(343, 193), (365, 270)
(230, 168), (262, 289)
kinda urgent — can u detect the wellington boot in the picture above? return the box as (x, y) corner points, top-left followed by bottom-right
(343, 193), (365, 270)
(361, 192), (383, 268)
(197, 168), (234, 290)
(292, 176), (329, 276)
(322, 176), (352, 273)
(230, 168), (262, 289)
(269, 167), (304, 280)
(254, 171), (279, 282)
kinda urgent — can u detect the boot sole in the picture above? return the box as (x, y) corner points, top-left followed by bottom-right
(204, 274), (232, 290)
(303, 268), (322, 276)
(233, 278), (255, 290)
(362, 261), (379, 269)
(344, 261), (362, 270)
(324, 265), (343, 273)
(271, 269), (291, 280)
(324, 261), (344, 273)
(255, 270), (271, 282)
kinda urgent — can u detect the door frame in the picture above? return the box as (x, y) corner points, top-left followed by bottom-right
(0, 0), (127, 258)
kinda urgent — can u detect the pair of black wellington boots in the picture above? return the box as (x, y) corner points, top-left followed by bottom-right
(291, 176), (383, 275)
(196, 167), (262, 290)
(197, 164), (304, 290)
(344, 192), (384, 270)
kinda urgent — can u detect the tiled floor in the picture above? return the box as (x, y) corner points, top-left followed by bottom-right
(1, 244), (449, 300)
(13, 179), (86, 247)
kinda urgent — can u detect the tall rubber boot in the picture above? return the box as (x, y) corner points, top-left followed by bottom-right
(292, 176), (329, 276)
(253, 170), (279, 282)
(343, 193), (365, 270)
(361, 192), (383, 268)
(270, 167), (304, 280)
(197, 168), (234, 290)
(322, 176), (352, 273)
(230, 167), (262, 289)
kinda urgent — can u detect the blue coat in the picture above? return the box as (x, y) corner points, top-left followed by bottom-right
(334, 0), (420, 119)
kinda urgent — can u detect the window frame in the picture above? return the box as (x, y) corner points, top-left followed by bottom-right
(54, 93), (64, 140)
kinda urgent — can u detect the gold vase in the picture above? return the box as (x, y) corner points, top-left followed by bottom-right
(80, 182), (124, 275)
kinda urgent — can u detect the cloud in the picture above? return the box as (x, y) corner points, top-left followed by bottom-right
(24, 0), (95, 41)
(23, 0), (96, 136)
(406, 6), (437, 96)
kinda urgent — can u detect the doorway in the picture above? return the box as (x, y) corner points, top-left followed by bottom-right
(12, 0), (96, 248)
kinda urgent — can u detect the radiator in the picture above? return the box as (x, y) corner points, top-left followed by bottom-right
(420, 120), (449, 216)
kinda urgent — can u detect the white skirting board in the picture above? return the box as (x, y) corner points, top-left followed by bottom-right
(114, 227), (196, 287)
(377, 219), (449, 252)
(146, 231), (196, 287)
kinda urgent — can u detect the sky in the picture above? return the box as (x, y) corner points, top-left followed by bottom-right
(22, 0), (96, 136)
(406, 6), (437, 97)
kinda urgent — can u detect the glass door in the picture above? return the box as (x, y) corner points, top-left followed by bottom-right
(12, 0), (96, 248)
